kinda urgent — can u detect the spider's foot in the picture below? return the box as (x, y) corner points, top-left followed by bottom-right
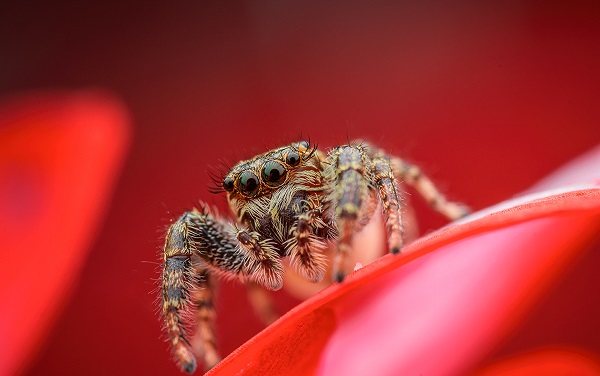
(182, 360), (196, 374)
(443, 202), (471, 221)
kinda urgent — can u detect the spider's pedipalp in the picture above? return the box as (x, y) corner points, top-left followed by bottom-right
(236, 229), (285, 290)
(286, 204), (328, 283)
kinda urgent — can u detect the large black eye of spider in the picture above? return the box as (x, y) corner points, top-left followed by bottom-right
(238, 171), (260, 196)
(222, 177), (234, 192)
(286, 150), (301, 166)
(262, 161), (286, 186)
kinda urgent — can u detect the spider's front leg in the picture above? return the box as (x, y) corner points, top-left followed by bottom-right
(188, 266), (219, 369)
(326, 145), (378, 282)
(161, 207), (283, 373)
(162, 209), (238, 373)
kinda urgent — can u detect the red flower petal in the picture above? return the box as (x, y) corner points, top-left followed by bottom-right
(474, 348), (600, 376)
(0, 92), (130, 375)
(208, 146), (600, 375)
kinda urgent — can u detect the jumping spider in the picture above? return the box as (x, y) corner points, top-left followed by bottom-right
(161, 140), (469, 373)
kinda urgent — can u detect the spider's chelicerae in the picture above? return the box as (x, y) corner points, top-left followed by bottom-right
(160, 140), (469, 373)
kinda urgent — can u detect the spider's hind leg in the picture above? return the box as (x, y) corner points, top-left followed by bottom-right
(391, 159), (470, 220)
(360, 141), (470, 221)
(246, 281), (279, 325)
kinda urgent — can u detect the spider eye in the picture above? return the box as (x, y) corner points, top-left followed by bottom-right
(238, 171), (260, 196)
(262, 161), (286, 186)
(298, 140), (310, 150)
(222, 177), (234, 192)
(286, 150), (301, 166)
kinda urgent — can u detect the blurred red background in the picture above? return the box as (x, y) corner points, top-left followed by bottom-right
(1, 1), (599, 375)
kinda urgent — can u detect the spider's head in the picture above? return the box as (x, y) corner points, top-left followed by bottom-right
(220, 141), (317, 204)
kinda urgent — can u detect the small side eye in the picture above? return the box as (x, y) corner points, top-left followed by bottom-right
(298, 140), (310, 150)
(286, 150), (301, 166)
(238, 171), (260, 196)
(262, 161), (286, 186)
(223, 177), (234, 192)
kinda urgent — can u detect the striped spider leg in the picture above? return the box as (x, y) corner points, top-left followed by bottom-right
(324, 142), (470, 282)
(161, 207), (283, 373)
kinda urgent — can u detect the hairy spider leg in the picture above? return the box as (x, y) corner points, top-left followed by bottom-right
(189, 268), (219, 370)
(372, 157), (405, 254)
(162, 248), (197, 373)
(390, 158), (470, 220)
(326, 145), (374, 282)
(358, 140), (470, 222)
(246, 281), (279, 325)
(162, 208), (247, 373)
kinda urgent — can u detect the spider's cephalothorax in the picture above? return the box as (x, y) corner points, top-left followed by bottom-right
(160, 140), (469, 373)
(221, 140), (333, 287)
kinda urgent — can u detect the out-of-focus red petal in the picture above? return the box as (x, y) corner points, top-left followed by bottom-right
(0, 92), (130, 376)
(208, 146), (600, 376)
